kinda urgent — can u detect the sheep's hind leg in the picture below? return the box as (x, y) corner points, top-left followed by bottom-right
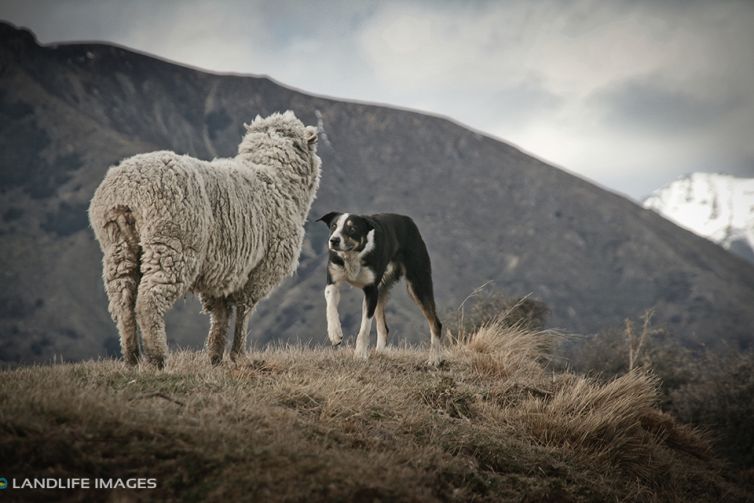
(136, 243), (190, 369)
(202, 295), (231, 365)
(102, 214), (140, 365)
(105, 262), (140, 365)
(230, 302), (252, 362)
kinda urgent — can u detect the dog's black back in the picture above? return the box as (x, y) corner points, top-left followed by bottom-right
(365, 213), (434, 294)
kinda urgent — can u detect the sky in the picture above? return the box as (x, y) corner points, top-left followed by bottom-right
(2, 0), (753, 200)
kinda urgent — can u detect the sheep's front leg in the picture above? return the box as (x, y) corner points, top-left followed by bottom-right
(136, 243), (192, 369)
(231, 302), (252, 361)
(233, 255), (289, 359)
(201, 295), (231, 365)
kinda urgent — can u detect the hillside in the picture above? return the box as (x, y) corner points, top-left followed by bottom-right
(1, 324), (750, 502)
(644, 173), (754, 263)
(2, 21), (754, 363)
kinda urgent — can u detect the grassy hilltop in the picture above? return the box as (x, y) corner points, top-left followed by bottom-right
(1, 323), (751, 502)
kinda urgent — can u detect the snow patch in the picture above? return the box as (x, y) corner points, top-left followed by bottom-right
(643, 173), (754, 261)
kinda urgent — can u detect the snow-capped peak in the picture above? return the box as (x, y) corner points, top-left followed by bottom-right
(643, 173), (754, 262)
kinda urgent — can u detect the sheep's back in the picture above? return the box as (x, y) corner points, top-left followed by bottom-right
(192, 158), (271, 298)
(90, 151), (212, 252)
(90, 150), (276, 298)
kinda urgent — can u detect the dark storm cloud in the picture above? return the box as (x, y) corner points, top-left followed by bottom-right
(590, 77), (737, 134)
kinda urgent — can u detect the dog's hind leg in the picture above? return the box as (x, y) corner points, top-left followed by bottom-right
(354, 284), (378, 360)
(375, 279), (398, 352)
(406, 272), (443, 366)
(375, 265), (401, 352)
(374, 293), (390, 352)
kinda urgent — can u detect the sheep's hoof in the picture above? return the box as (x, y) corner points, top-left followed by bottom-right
(146, 356), (165, 370)
(331, 340), (342, 349)
(123, 353), (140, 366)
(353, 349), (369, 361)
(230, 351), (246, 363)
(209, 354), (223, 366)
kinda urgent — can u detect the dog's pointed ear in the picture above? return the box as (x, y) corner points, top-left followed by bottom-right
(317, 212), (340, 227)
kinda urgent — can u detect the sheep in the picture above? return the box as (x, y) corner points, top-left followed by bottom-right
(88, 111), (321, 368)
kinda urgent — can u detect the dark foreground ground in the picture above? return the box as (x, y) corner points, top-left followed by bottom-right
(1, 323), (752, 502)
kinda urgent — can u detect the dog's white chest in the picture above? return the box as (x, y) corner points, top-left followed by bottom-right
(330, 253), (375, 288)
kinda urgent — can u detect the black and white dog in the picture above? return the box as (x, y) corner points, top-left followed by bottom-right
(317, 212), (442, 364)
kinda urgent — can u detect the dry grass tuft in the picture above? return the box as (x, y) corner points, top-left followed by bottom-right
(0, 323), (749, 502)
(507, 370), (664, 481)
(563, 314), (754, 475)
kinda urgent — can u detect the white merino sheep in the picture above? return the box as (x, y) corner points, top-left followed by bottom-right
(89, 111), (321, 368)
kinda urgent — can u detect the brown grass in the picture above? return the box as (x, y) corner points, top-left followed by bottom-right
(0, 324), (750, 502)
(562, 314), (754, 476)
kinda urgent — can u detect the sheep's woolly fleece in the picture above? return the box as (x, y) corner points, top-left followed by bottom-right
(88, 111), (321, 367)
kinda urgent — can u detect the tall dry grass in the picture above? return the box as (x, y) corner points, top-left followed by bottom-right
(563, 312), (754, 477)
(0, 322), (749, 502)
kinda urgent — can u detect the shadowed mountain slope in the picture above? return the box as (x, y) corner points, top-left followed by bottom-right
(1, 21), (753, 362)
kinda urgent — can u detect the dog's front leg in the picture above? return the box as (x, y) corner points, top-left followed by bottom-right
(354, 284), (378, 360)
(325, 282), (343, 346)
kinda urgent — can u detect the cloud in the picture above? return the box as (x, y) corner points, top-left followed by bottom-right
(353, 0), (754, 196)
(1, 0), (753, 199)
(589, 77), (737, 135)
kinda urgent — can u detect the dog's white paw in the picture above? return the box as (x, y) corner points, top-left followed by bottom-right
(426, 353), (443, 367)
(327, 327), (343, 347)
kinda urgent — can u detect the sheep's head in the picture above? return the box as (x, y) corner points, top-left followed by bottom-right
(238, 111), (320, 196)
(239, 111), (322, 216)
(239, 111), (319, 167)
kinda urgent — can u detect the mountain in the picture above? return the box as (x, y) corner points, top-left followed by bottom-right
(643, 173), (754, 263)
(2, 21), (754, 363)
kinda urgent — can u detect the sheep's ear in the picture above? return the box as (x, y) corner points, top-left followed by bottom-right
(244, 114), (263, 131)
(317, 212), (340, 227)
(305, 126), (318, 145)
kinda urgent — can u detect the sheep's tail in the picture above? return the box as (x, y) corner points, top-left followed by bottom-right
(99, 205), (142, 364)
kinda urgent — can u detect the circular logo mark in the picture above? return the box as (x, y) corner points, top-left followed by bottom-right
(0, 477), (8, 489)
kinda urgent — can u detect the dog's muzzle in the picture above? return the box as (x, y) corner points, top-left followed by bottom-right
(329, 246), (353, 253)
